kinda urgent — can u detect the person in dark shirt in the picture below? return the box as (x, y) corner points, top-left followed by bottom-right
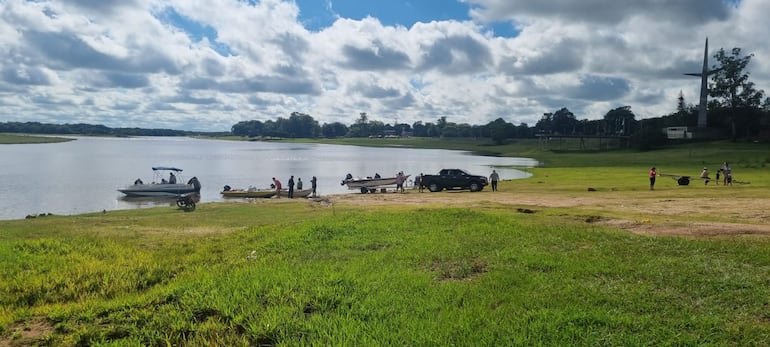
(311, 176), (318, 197)
(287, 175), (295, 198)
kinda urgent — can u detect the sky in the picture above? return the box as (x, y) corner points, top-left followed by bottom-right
(0, 0), (768, 132)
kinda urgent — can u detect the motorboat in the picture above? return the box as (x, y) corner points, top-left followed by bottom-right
(277, 188), (313, 198)
(118, 167), (201, 197)
(341, 173), (410, 191)
(220, 185), (276, 198)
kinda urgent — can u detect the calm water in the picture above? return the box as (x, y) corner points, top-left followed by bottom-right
(0, 136), (538, 220)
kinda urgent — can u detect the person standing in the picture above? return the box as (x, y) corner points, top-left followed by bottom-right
(418, 172), (425, 193)
(489, 170), (500, 192)
(168, 172), (177, 184)
(272, 177), (282, 197)
(700, 167), (710, 185)
(395, 171), (405, 193)
(310, 176), (318, 197)
(287, 175), (295, 198)
(649, 167), (657, 190)
(721, 162), (731, 186)
(297, 177), (303, 190)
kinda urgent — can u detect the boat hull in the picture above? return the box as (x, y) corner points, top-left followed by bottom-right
(278, 189), (313, 198)
(220, 189), (276, 198)
(342, 175), (409, 189)
(118, 183), (199, 197)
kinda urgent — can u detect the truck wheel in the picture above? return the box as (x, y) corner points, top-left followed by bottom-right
(360, 187), (368, 194)
(428, 183), (441, 192)
(470, 182), (481, 192)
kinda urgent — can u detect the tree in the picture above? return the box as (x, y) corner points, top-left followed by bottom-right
(284, 112), (320, 138)
(437, 116), (447, 130)
(536, 108), (578, 135)
(710, 48), (765, 109)
(676, 90), (687, 114)
(347, 113), (371, 137)
(231, 120), (264, 137)
(486, 118), (514, 144)
(412, 121), (426, 137)
(603, 106), (637, 136)
(321, 122), (348, 138)
(710, 47), (766, 140)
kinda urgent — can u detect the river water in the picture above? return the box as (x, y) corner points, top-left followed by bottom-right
(0, 136), (537, 220)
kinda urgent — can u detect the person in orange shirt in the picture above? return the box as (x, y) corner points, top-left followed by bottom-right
(649, 167), (657, 190)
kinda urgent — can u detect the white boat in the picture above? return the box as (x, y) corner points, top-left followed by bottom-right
(341, 173), (410, 192)
(118, 167), (201, 197)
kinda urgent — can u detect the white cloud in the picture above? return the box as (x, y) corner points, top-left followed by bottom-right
(0, 0), (767, 131)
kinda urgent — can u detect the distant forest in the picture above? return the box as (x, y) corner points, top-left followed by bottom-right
(0, 121), (225, 137)
(4, 47), (769, 149)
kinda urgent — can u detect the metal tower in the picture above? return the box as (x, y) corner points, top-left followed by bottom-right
(684, 38), (719, 128)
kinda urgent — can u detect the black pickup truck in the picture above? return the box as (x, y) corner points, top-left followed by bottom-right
(420, 169), (488, 192)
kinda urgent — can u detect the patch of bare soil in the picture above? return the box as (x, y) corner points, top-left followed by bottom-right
(607, 220), (770, 237)
(0, 319), (54, 347)
(325, 189), (770, 238)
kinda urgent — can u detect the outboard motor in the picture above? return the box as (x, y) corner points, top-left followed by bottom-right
(188, 177), (202, 192)
(223, 185), (232, 192)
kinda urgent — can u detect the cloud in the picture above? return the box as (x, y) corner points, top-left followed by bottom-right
(59, 0), (145, 16)
(23, 31), (179, 74)
(1, 65), (53, 85)
(569, 75), (631, 101)
(90, 72), (150, 89)
(418, 34), (493, 74)
(0, 0), (766, 131)
(465, 0), (732, 26)
(341, 39), (412, 70)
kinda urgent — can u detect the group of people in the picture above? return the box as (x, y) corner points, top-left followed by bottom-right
(271, 175), (318, 198)
(698, 162), (734, 186)
(650, 161), (734, 190)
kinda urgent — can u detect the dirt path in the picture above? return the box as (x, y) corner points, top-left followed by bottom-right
(324, 188), (770, 238)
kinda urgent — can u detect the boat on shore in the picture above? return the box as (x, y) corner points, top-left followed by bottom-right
(118, 167), (201, 197)
(277, 188), (313, 198)
(220, 185), (275, 198)
(341, 174), (410, 190)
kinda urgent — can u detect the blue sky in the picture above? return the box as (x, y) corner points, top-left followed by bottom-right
(166, 0), (520, 56)
(0, 0), (767, 131)
(294, 0), (518, 37)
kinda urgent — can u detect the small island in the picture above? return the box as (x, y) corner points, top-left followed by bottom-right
(0, 133), (74, 144)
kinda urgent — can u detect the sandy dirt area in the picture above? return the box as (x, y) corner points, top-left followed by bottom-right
(323, 188), (770, 238)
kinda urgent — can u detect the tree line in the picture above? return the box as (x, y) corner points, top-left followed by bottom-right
(4, 46), (768, 148)
(0, 122), (228, 137)
(232, 47), (769, 147)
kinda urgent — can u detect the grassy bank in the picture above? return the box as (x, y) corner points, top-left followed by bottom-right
(0, 134), (73, 144)
(283, 136), (770, 168)
(2, 140), (770, 345)
(3, 200), (770, 346)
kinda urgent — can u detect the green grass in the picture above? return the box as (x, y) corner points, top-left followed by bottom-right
(0, 133), (73, 144)
(3, 200), (770, 345)
(3, 139), (770, 345)
(283, 136), (770, 168)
